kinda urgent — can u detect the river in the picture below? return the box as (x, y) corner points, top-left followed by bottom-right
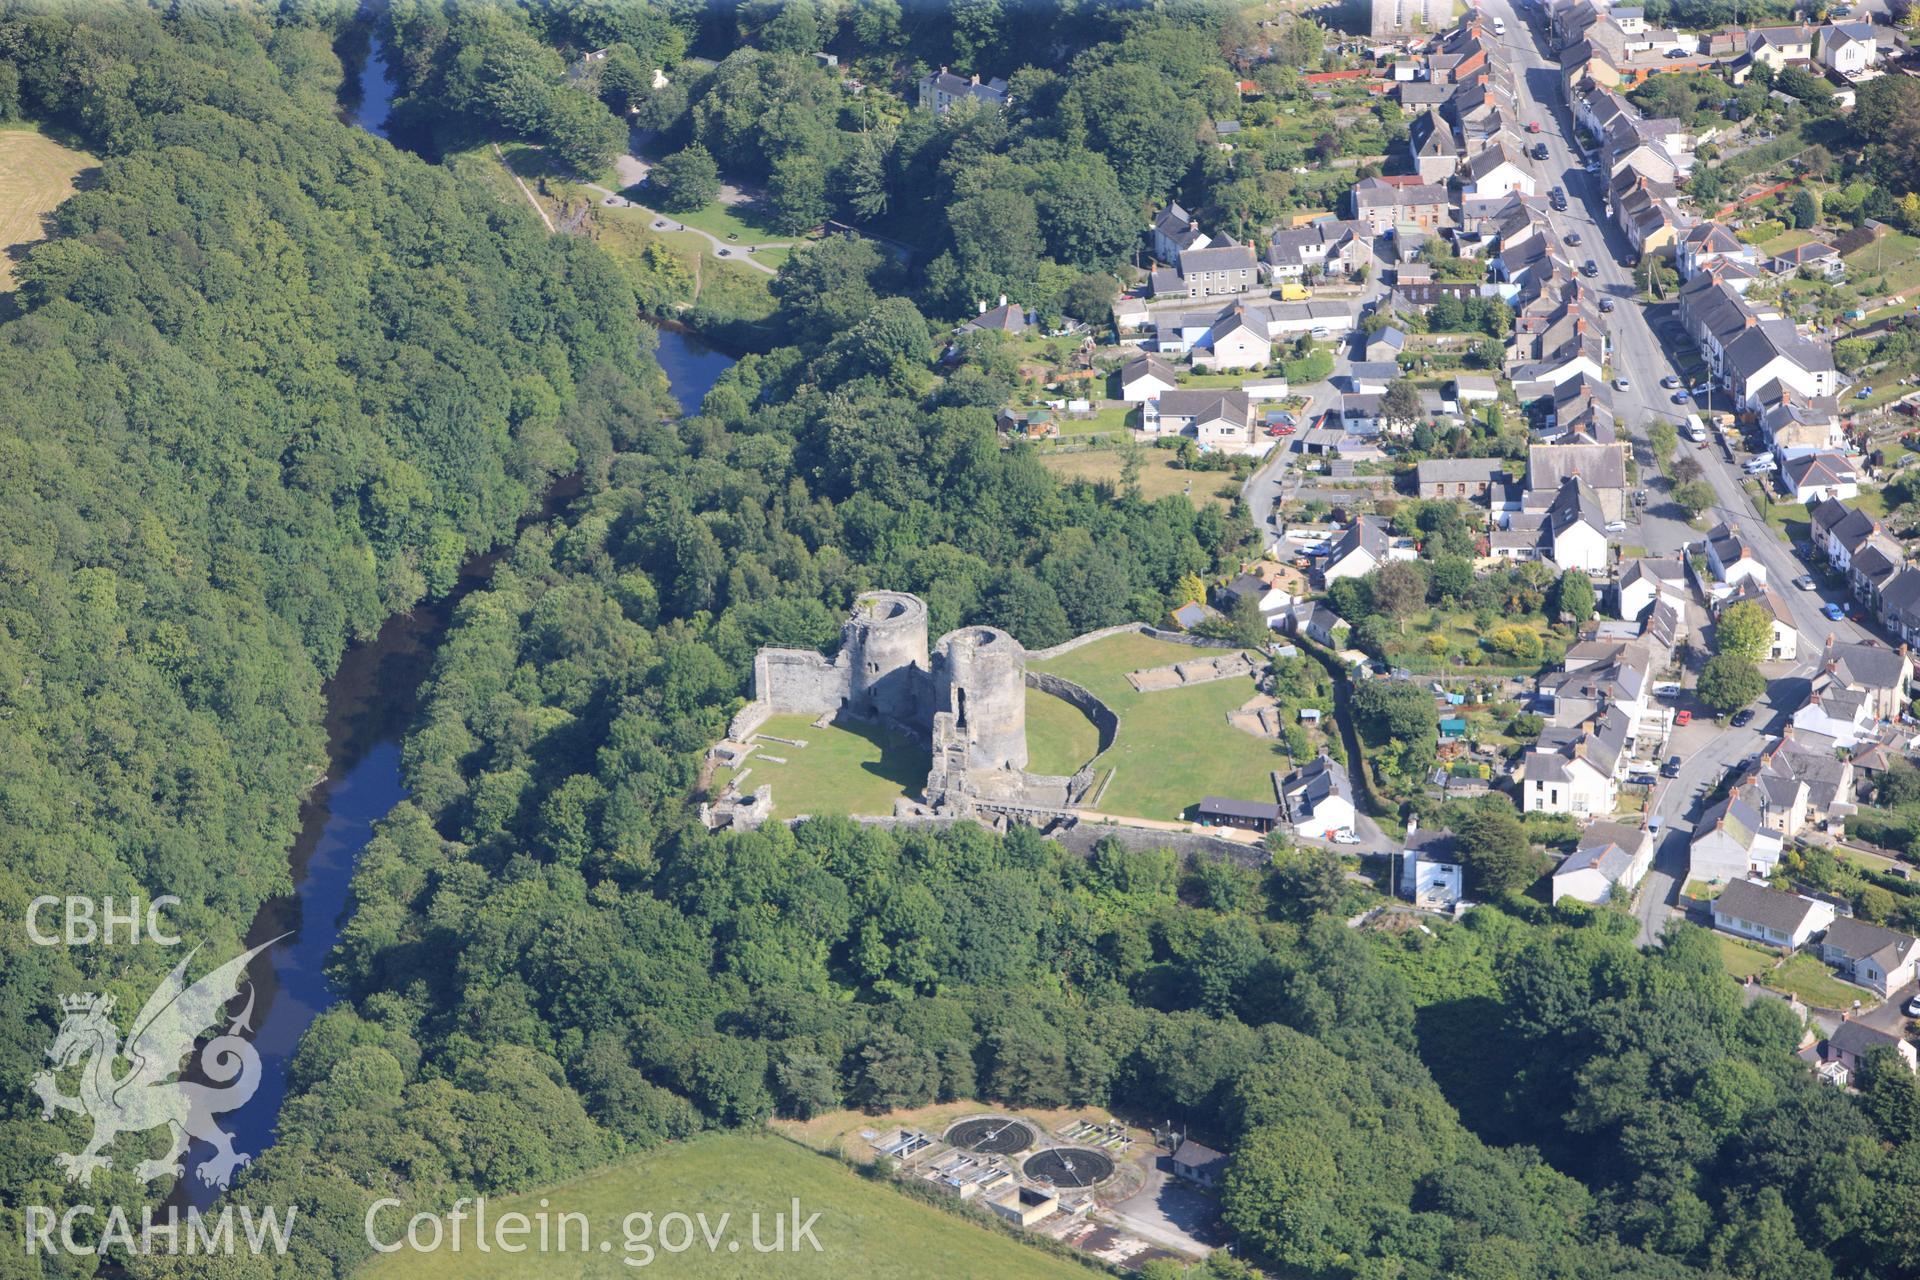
(188, 32), (737, 1202)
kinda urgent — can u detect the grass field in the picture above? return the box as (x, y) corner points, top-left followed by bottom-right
(355, 1132), (1091, 1279)
(0, 125), (96, 294)
(716, 714), (925, 818)
(1025, 688), (1102, 775)
(1039, 449), (1238, 510)
(1032, 633), (1287, 819)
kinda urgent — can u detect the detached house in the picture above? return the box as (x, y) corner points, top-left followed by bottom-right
(1118, 353), (1179, 403)
(1143, 389), (1255, 449)
(1710, 877), (1835, 947)
(1826, 1020), (1919, 1077)
(1552, 820), (1655, 904)
(1821, 22), (1879, 74)
(1690, 795), (1786, 883)
(1781, 451), (1861, 504)
(1748, 24), (1815, 70)
(1279, 754), (1358, 838)
(1818, 918), (1920, 996)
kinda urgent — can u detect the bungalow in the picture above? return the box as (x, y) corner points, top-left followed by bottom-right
(1781, 451), (1861, 504)
(1118, 353), (1179, 403)
(1552, 820), (1655, 904)
(1216, 571), (1294, 621)
(960, 298), (1027, 336)
(1143, 389), (1254, 448)
(1772, 240), (1844, 281)
(1691, 796), (1787, 884)
(1818, 918), (1920, 996)
(1711, 877), (1836, 947)
(1279, 754), (1358, 838)
(1171, 1139), (1230, 1187)
(1197, 796), (1284, 833)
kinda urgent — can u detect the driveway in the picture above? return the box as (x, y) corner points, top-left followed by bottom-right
(1104, 1156), (1228, 1256)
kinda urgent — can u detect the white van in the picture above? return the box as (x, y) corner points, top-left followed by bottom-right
(1493, 16), (1507, 33)
(1684, 414), (1708, 443)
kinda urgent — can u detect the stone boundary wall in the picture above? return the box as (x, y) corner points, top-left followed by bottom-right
(1026, 621), (1244, 663)
(1024, 671), (1120, 757)
(812, 813), (1266, 869)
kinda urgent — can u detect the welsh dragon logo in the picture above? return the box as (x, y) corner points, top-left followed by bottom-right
(32, 938), (280, 1190)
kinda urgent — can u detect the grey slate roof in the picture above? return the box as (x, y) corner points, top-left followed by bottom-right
(1714, 877), (1823, 933)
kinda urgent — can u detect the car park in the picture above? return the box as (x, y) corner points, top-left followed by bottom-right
(1730, 708), (1755, 728)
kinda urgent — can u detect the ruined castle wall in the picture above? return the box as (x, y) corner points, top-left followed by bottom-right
(753, 648), (851, 720)
(1024, 671), (1119, 757)
(934, 626), (1028, 773)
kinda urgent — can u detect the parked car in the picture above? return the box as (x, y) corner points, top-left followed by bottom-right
(1600, 297), (1616, 312)
(1824, 602), (1848, 621)
(1661, 375), (1681, 388)
(1605, 519), (1628, 533)
(1613, 376), (1630, 390)
(1857, 386), (1874, 400)
(1794, 575), (1816, 591)
(1582, 260), (1599, 276)
(1527, 120), (1542, 133)
(1744, 456), (1777, 473)
(1627, 771), (1658, 786)
(1905, 994), (1920, 1017)
(1654, 682), (1682, 699)
(1730, 708), (1756, 728)
(1533, 142), (1550, 160)
(1671, 391), (1690, 404)
(1566, 230), (1582, 245)
(1662, 755), (1683, 777)
(1675, 710), (1693, 727)
(1330, 830), (1362, 846)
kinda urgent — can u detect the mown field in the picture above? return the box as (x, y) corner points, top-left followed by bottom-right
(355, 1132), (1092, 1279)
(0, 124), (95, 294)
(1033, 632), (1287, 820)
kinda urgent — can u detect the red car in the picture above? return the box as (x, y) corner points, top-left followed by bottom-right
(1277, 423), (1296, 435)
(1674, 710), (1692, 727)
(1527, 120), (1542, 133)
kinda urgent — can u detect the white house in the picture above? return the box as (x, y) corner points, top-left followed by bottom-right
(1461, 142), (1536, 200)
(1320, 515), (1417, 583)
(1143, 388), (1253, 448)
(1201, 308), (1273, 372)
(1690, 796), (1786, 884)
(1704, 523), (1768, 595)
(1616, 557), (1687, 622)
(1714, 579), (1800, 662)
(1118, 353), (1179, 403)
(1552, 820), (1655, 904)
(1711, 877), (1836, 949)
(1821, 22), (1878, 74)
(1547, 477), (1610, 575)
(1279, 754), (1357, 838)
(1781, 451), (1861, 504)
(1818, 918), (1920, 997)
(1400, 822), (1464, 911)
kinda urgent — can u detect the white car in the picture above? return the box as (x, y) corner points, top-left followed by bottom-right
(1330, 830), (1362, 846)
(1744, 456), (1777, 474)
(1604, 519), (1628, 533)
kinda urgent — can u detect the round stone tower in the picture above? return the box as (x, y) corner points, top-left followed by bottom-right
(845, 591), (929, 724)
(934, 626), (1028, 773)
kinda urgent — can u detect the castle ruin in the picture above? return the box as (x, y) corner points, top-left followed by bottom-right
(707, 592), (1108, 829)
